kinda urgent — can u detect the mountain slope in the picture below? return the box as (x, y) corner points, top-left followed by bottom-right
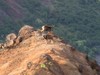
(0, 0), (100, 58)
(0, 26), (100, 75)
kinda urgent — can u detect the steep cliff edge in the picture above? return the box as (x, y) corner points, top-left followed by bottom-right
(0, 25), (100, 75)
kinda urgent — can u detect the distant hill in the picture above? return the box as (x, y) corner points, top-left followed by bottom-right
(0, 0), (100, 57)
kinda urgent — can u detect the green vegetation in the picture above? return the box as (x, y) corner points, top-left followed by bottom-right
(0, 0), (100, 58)
(40, 63), (47, 69)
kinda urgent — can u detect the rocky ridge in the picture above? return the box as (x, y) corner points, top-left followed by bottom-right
(0, 25), (100, 75)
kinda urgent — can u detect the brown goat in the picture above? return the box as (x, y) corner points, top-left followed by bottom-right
(0, 43), (4, 49)
(41, 25), (52, 32)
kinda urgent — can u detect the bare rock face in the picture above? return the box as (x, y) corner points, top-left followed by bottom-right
(4, 40), (14, 48)
(4, 33), (17, 48)
(0, 26), (99, 75)
(18, 25), (34, 40)
(6, 33), (17, 41)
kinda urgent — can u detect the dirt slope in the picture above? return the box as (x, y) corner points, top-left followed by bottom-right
(0, 27), (100, 75)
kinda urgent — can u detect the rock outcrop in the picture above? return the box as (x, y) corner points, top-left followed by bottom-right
(18, 25), (34, 40)
(0, 25), (99, 75)
(4, 33), (17, 48)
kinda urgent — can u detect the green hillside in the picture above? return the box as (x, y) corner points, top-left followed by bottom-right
(0, 0), (100, 58)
